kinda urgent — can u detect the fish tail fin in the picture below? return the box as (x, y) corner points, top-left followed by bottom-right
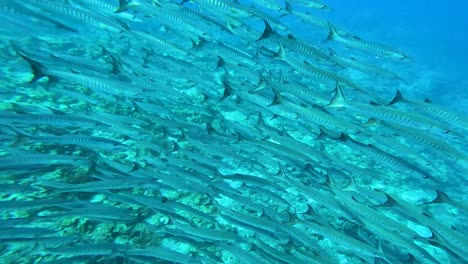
(326, 82), (347, 107)
(386, 90), (405, 106)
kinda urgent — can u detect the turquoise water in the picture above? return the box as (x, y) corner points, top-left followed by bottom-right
(326, 0), (468, 108)
(0, 1), (467, 263)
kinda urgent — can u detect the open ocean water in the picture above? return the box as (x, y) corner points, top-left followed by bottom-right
(326, 0), (468, 109)
(0, 0), (467, 263)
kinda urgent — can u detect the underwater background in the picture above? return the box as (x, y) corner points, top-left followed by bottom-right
(0, 0), (467, 263)
(327, 0), (468, 108)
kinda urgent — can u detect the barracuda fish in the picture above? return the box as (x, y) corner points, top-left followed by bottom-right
(423, 190), (468, 213)
(19, 134), (129, 151)
(216, 204), (287, 237)
(18, 0), (122, 32)
(286, 0), (331, 10)
(300, 219), (388, 262)
(215, 242), (270, 264)
(283, 3), (331, 30)
(380, 120), (468, 170)
(378, 193), (466, 263)
(327, 83), (451, 134)
(275, 169), (360, 223)
(35, 242), (128, 257)
(276, 41), (363, 91)
(358, 217), (439, 264)
(189, 0), (255, 19)
(250, 0), (286, 14)
(327, 48), (400, 79)
(1, 0), (466, 262)
(38, 203), (137, 223)
(0, 153), (90, 170)
(327, 23), (409, 60)
(388, 90), (468, 134)
(36, 178), (146, 194)
(328, 175), (422, 240)
(268, 87), (362, 133)
(0, 199), (76, 212)
(124, 246), (200, 264)
(333, 133), (434, 180)
(255, 238), (309, 264)
(162, 217), (238, 242)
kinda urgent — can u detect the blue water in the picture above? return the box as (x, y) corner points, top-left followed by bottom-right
(325, 0), (468, 108)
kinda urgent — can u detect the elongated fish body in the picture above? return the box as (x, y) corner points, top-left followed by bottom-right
(327, 48), (400, 78)
(284, 3), (329, 29)
(327, 83), (450, 134)
(192, 0), (254, 18)
(2, 0), (466, 263)
(327, 23), (408, 60)
(250, 0), (286, 14)
(388, 90), (468, 134)
(381, 121), (468, 171)
(287, 0), (332, 10)
(19, 0), (122, 32)
(335, 133), (433, 179)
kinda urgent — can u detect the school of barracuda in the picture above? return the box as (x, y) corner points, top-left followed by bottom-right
(0, 0), (467, 263)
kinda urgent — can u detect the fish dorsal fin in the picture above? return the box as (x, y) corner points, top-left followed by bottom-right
(254, 75), (268, 91)
(268, 87), (283, 106)
(327, 47), (337, 56)
(278, 70), (286, 83)
(424, 190), (451, 205)
(387, 90), (405, 106)
(283, 236), (297, 250)
(257, 20), (276, 42)
(220, 79), (233, 101)
(257, 111), (265, 128)
(326, 22), (340, 41)
(380, 192), (401, 207)
(301, 204), (315, 216)
(206, 122), (218, 135)
(275, 162), (285, 178)
(284, 2), (293, 14)
(325, 82), (347, 108)
(362, 117), (379, 127)
(216, 56), (226, 68)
